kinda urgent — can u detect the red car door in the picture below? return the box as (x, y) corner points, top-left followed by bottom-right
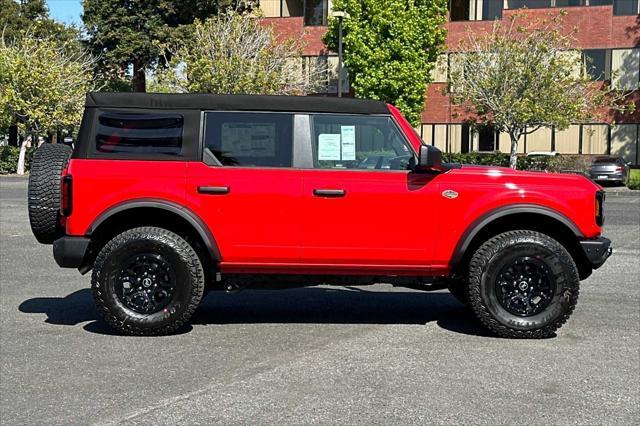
(300, 114), (441, 271)
(186, 112), (303, 266)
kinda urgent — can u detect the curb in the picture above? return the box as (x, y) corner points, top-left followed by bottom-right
(603, 190), (639, 197)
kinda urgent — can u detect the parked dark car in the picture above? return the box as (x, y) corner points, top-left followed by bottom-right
(589, 156), (630, 185)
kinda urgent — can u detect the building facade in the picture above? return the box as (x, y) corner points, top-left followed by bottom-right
(261, 0), (640, 164)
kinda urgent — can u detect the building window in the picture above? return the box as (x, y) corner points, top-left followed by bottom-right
(613, 0), (639, 15)
(449, 0), (471, 21)
(555, 0), (582, 5)
(304, 0), (328, 26)
(583, 49), (611, 81)
(506, 1), (553, 9)
(476, 125), (498, 152)
(611, 48), (640, 90)
(450, 0), (503, 21)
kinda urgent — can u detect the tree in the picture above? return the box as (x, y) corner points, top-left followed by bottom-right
(0, 36), (96, 141)
(0, 0), (78, 44)
(151, 12), (324, 95)
(82, 0), (258, 92)
(448, 13), (635, 169)
(323, 0), (448, 126)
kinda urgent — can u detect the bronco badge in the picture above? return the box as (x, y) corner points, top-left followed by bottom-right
(442, 189), (459, 199)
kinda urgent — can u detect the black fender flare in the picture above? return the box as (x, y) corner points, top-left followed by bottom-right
(450, 204), (583, 268)
(86, 199), (222, 261)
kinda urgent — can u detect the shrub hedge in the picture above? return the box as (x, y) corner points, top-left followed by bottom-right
(0, 146), (36, 174)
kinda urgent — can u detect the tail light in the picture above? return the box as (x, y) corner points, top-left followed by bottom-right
(595, 190), (604, 226)
(60, 175), (72, 216)
(615, 166), (623, 172)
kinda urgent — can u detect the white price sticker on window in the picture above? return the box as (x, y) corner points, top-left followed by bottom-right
(340, 125), (356, 161)
(318, 134), (341, 161)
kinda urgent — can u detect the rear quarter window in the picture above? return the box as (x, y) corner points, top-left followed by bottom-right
(95, 112), (183, 155)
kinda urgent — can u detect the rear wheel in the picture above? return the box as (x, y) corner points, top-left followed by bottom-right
(467, 230), (580, 339)
(92, 227), (205, 336)
(28, 143), (72, 243)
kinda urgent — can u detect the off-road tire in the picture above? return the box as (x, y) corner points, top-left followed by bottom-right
(28, 143), (72, 244)
(92, 227), (205, 336)
(467, 230), (580, 339)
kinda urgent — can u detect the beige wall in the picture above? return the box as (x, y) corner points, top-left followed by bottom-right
(430, 54), (448, 83)
(525, 127), (552, 152)
(581, 124), (608, 155)
(498, 132), (525, 154)
(261, 0), (281, 17)
(612, 48), (640, 90)
(555, 125), (580, 154)
(611, 124), (638, 164)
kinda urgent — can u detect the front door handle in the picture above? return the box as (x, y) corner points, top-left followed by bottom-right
(198, 186), (230, 195)
(313, 189), (346, 197)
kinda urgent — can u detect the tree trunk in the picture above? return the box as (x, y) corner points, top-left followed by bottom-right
(509, 132), (519, 170)
(16, 136), (30, 175)
(51, 132), (57, 144)
(133, 61), (146, 92)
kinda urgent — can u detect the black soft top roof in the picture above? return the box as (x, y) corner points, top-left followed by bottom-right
(85, 92), (390, 115)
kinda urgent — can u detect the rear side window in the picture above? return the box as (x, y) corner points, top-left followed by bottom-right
(96, 112), (183, 154)
(204, 112), (293, 168)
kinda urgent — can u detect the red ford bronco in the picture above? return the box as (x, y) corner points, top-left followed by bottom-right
(28, 93), (611, 337)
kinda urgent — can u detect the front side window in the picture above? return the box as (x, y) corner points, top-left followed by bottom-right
(95, 112), (183, 154)
(203, 112), (293, 168)
(310, 115), (415, 171)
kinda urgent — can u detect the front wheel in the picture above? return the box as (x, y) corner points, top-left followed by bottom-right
(467, 230), (580, 339)
(92, 227), (205, 336)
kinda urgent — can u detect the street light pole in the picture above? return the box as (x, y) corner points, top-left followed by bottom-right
(331, 11), (350, 98)
(338, 17), (343, 97)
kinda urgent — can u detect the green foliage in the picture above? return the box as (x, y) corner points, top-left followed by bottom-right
(154, 13), (323, 95)
(82, 0), (259, 91)
(0, 36), (95, 135)
(0, 146), (35, 174)
(324, 0), (448, 126)
(627, 169), (640, 190)
(444, 152), (592, 174)
(445, 152), (538, 170)
(0, 0), (79, 44)
(448, 13), (634, 169)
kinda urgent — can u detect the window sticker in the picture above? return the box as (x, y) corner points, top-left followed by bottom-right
(340, 125), (356, 161)
(318, 134), (341, 161)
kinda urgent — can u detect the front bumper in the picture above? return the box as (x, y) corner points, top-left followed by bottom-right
(579, 237), (612, 269)
(53, 236), (90, 268)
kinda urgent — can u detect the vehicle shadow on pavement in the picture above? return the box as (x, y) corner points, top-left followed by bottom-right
(194, 288), (494, 337)
(18, 288), (495, 337)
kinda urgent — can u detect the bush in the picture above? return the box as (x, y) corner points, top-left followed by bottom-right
(443, 152), (552, 171)
(0, 146), (35, 174)
(627, 169), (640, 190)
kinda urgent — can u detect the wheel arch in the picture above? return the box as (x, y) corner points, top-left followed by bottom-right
(450, 205), (593, 280)
(82, 200), (221, 273)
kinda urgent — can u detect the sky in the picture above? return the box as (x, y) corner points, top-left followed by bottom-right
(46, 0), (83, 25)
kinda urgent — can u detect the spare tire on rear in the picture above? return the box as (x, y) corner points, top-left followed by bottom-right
(28, 143), (72, 244)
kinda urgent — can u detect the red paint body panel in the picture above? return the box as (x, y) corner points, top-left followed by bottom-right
(185, 162), (303, 263)
(65, 160), (188, 236)
(63, 106), (604, 277)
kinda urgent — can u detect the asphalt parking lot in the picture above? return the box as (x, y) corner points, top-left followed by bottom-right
(1, 176), (638, 425)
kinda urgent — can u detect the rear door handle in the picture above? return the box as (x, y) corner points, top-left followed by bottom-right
(198, 186), (230, 195)
(313, 189), (346, 197)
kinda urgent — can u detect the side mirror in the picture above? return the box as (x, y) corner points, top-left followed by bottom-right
(414, 145), (447, 172)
